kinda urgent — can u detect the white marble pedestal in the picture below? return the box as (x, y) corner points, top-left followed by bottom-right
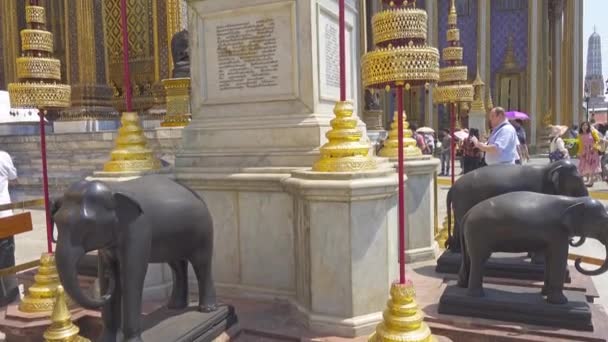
(86, 168), (175, 303)
(390, 156), (440, 263)
(468, 113), (487, 136)
(283, 168), (398, 336)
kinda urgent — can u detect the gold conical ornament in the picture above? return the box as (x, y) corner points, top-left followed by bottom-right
(470, 68), (486, 113)
(432, 0), (474, 106)
(434, 212), (453, 249)
(312, 101), (377, 172)
(19, 253), (72, 313)
(103, 112), (162, 172)
(379, 110), (422, 158)
(486, 87), (494, 112)
(369, 282), (436, 342)
(43, 286), (90, 342)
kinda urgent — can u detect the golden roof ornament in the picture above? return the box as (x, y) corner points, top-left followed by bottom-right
(486, 87), (495, 112)
(470, 68), (486, 112)
(8, 2), (70, 109)
(43, 286), (90, 342)
(433, 0), (474, 105)
(501, 34), (519, 71)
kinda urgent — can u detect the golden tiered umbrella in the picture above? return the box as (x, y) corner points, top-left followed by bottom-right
(361, 1), (440, 341)
(8, 0), (72, 313)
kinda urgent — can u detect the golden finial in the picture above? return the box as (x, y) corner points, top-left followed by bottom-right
(448, 0), (458, 26)
(486, 87), (495, 111)
(470, 67), (486, 112)
(43, 286), (90, 342)
(369, 282), (437, 342)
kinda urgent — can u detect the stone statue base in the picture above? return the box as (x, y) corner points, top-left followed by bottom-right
(435, 251), (571, 282)
(141, 305), (238, 342)
(438, 281), (592, 331)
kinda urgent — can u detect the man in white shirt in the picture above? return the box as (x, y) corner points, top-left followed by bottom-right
(0, 150), (18, 305)
(471, 107), (520, 165)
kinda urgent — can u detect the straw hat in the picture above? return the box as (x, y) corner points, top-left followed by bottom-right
(549, 125), (568, 137)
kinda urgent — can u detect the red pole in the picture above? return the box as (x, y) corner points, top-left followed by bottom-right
(39, 112), (52, 253)
(397, 85), (406, 284)
(339, 0), (346, 101)
(450, 103), (456, 185)
(119, 0), (133, 111)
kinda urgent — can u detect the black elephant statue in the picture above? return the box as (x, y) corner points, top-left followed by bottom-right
(458, 191), (608, 304)
(53, 175), (216, 342)
(446, 160), (588, 252)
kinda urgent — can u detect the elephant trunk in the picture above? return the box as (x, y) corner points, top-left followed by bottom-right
(55, 241), (115, 309)
(574, 241), (608, 276)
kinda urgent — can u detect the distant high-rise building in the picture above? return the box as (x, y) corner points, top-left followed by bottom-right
(585, 27), (606, 107)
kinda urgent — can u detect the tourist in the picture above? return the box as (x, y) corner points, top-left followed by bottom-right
(471, 107), (519, 165)
(0, 150), (18, 305)
(577, 121), (602, 187)
(512, 119), (530, 164)
(439, 129), (451, 176)
(548, 125), (569, 162)
(462, 128), (483, 174)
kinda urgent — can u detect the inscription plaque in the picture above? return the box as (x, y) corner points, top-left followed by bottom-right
(318, 7), (353, 102)
(202, 2), (296, 103)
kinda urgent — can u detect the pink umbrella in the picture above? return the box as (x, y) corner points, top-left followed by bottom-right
(506, 111), (530, 120)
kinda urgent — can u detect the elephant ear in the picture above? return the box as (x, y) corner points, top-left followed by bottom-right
(560, 202), (586, 236)
(113, 192), (143, 225)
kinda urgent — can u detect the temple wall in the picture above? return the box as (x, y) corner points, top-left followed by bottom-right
(1, 129), (183, 200)
(489, 1), (528, 92)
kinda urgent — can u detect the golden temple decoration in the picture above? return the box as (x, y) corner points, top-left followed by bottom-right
(486, 87), (495, 112)
(372, 8), (428, 46)
(103, 112), (162, 173)
(369, 282), (436, 342)
(365, 1), (438, 339)
(161, 78), (191, 127)
(470, 68), (486, 112)
(501, 34), (519, 71)
(433, 0), (473, 105)
(312, 101), (377, 172)
(19, 253), (72, 314)
(8, 3), (71, 109)
(435, 213), (453, 249)
(43, 286), (90, 342)
(379, 110), (421, 158)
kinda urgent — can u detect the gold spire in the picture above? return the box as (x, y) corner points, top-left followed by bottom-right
(379, 110), (422, 158)
(470, 68), (486, 112)
(312, 101), (377, 172)
(102, 112), (162, 172)
(369, 282), (436, 342)
(43, 286), (90, 342)
(486, 87), (495, 111)
(501, 34), (519, 71)
(433, 0), (474, 105)
(19, 253), (71, 313)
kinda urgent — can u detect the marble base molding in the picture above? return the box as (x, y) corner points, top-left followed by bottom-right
(176, 165), (399, 337)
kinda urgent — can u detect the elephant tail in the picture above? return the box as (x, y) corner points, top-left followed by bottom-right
(445, 188), (453, 249)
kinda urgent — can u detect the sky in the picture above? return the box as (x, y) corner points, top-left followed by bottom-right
(583, 0), (608, 79)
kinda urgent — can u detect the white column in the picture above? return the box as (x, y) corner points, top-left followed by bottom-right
(528, 0), (540, 148)
(477, 0), (490, 85)
(425, 0), (438, 129)
(554, 11), (563, 125)
(572, 0), (583, 125)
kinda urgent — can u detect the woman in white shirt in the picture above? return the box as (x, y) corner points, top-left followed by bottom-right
(548, 125), (569, 162)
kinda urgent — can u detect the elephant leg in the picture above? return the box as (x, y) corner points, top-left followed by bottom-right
(98, 253), (121, 342)
(167, 260), (189, 310)
(531, 251), (546, 265)
(541, 249), (552, 296)
(457, 232), (469, 288)
(545, 243), (569, 304)
(190, 248), (217, 312)
(467, 248), (490, 298)
(120, 251), (149, 342)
